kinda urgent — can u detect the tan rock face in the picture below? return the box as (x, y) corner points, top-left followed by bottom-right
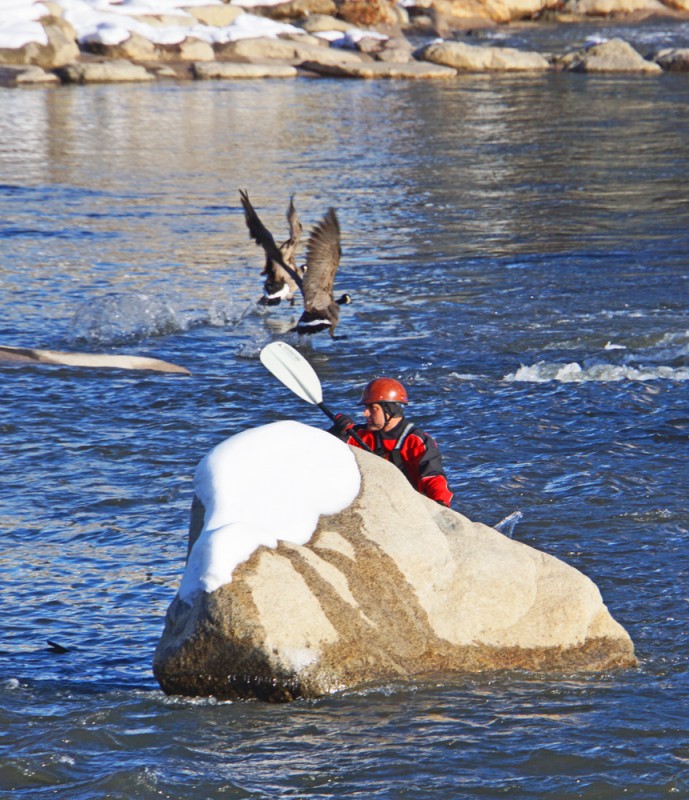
(185, 4), (245, 27)
(432, 0), (558, 23)
(339, 0), (399, 26)
(302, 13), (359, 33)
(40, 16), (80, 66)
(153, 442), (636, 702)
(158, 38), (216, 62)
(564, 0), (666, 14)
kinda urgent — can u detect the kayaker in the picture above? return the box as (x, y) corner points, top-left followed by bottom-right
(330, 377), (453, 507)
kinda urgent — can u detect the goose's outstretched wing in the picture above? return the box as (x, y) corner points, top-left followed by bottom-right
(295, 208), (348, 336)
(239, 189), (303, 305)
(301, 208), (341, 313)
(239, 189), (284, 270)
(282, 194), (303, 267)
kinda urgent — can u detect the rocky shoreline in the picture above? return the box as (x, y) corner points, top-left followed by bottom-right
(1, 0), (689, 87)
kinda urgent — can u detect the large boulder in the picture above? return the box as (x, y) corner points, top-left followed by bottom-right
(214, 35), (365, 64)
(416, 39), (550, 71)
(153, 421), (636, 702)
(56, 58), (156, 83)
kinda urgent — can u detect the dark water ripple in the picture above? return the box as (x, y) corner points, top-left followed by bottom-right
(2, 64), (689, 799)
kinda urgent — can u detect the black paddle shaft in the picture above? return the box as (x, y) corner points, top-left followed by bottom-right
(317, 402), (372, 452)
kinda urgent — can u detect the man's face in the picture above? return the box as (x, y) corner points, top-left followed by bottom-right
(363, 403), (387, 431)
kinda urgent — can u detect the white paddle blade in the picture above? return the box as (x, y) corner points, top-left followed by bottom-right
(260, 341), (324, 406)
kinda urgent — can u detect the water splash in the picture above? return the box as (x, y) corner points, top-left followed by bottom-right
(71, 292), (192, 344)
(70, 292), (254, 345)
(494, 510), (524, 538)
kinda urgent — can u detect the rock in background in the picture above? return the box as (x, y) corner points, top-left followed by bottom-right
(416, 39), (550, 70)
(555, 37), (663, 71)
(2, 0), (688, 84)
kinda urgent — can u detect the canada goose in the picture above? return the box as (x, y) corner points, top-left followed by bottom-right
(239, 189), (304, 306)
(294, 208), (351, 339)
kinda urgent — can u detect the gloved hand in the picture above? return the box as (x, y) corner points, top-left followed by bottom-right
(331, 413), (355, 437)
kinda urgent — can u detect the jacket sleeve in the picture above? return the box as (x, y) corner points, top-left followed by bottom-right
(419, 473), (453, 507)
(416, 433), (453, 507)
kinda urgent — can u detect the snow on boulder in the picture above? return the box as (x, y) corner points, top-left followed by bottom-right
(153, 421), (636, 702)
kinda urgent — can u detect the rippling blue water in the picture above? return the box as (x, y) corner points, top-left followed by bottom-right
(2, 29), (689, 797)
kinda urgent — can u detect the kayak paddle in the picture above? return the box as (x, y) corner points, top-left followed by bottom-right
(259, 341), (371, 452)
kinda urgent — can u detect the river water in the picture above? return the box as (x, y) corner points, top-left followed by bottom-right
(2, 21), (689, 798)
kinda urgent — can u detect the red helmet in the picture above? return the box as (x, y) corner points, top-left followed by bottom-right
(359, 377), (408, 405)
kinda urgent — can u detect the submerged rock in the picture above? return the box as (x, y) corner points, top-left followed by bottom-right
(0, 64), (60, 86)
(653, 46), (689, 70)
(557, 37), (663, 72)
(0, 345), (190, 373)
(301, 59), (457, 77)
(153, 423), (636, 702)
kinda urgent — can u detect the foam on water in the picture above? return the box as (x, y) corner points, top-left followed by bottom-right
(506, 361), (689, 383)
(505, 329), (689, 383)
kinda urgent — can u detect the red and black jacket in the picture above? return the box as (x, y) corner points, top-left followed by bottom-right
(334, 418), (453, 507)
